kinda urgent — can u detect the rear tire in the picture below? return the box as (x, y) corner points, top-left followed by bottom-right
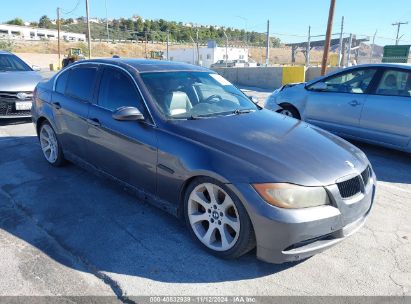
(184, 177), (255, 259)
(279, 105), (300, 119)
(39, 122), (65, 167)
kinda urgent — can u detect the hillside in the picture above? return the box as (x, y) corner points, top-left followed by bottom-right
(27, 15), (281, 47)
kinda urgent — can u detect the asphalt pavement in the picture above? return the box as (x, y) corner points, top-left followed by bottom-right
(0, 111), (410, 300)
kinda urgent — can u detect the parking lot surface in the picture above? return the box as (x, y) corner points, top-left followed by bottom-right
(0, 110), (410, 298)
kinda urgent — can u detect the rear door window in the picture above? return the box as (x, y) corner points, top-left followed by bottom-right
(375, 69), (411, 97)
(66, 66), (98, 101)
(55, 70), (70, 94)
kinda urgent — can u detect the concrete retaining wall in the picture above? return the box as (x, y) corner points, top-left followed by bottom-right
(214, 67), (283, 90)
(213, 66), (342, 90)
(305, 67), (341, 83)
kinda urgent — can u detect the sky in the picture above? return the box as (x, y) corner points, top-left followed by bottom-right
(1, 0), (411, 44)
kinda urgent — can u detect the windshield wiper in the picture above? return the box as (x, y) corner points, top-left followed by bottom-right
(185, 109), (254, 120)
(186, 114), (211, 120)
(187, 115), (201, 120)
(233, 109), (255, 115)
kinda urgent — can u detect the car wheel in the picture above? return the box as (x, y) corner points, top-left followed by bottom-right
(184, 178), (255, 259)
(279, 105), (300, 119)
(39, 122), (65, 167)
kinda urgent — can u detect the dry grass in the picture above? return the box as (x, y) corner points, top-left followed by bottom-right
(12, 40), (330, 67)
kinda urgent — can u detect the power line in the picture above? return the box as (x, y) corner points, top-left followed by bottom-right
(61, 0), (82, 16)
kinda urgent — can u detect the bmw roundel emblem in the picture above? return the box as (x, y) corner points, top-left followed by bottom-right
(345, 161), (355, 169)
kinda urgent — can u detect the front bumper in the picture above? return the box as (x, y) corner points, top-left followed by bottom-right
(0, 100), (32, 118)
(229, 171), (376, 264)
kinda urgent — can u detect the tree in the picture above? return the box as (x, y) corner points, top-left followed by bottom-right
(39, 15), (52, 29)
(134, 17), (143, 32)
(6, 18), (24, 26)
(125, 19), (135, 32)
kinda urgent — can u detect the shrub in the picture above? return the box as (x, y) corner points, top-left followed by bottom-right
(0, 40), (14, 52)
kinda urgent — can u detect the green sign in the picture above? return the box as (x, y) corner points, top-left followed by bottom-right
(382, 45), (411, 63)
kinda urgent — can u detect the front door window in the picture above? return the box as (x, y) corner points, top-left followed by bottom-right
(313, 69), (377, 94)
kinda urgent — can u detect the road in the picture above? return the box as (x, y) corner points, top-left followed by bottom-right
(0, 112), (410, 301)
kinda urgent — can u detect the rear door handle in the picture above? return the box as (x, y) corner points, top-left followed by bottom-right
(52, 102), (61, 109)
(349, 100), (361, 106)
(87, 118), (101, 127)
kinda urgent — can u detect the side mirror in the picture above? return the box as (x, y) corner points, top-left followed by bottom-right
(310, 82), (328, 91)
(249, 96), (259, 104)
(112, 107), (145, 121)
(32, 65), (41, 71)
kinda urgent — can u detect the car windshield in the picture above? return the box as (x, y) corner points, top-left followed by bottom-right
(140, 71), (258, 119)
(0, 54), (32, 72)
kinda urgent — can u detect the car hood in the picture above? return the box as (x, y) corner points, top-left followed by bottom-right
(170, 110), (369, 186)
(0, 71), (43, 92)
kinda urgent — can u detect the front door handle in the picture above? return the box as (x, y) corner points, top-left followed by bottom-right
(53, 102), (61, 110)
(349, 100), (361, 107)
(87, 118), (101, 127)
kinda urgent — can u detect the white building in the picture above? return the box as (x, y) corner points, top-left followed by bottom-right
(168, 41), (248, 68)
(0, 24), (86, 42)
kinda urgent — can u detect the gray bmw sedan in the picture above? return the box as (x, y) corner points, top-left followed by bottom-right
(32, 59), (376, 263)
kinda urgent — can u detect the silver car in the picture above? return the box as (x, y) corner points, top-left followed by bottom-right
(0, 51), (42, 119)
(265, 64), (411, 153)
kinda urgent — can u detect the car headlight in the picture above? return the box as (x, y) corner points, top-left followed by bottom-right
(264, 96), (275, 108)
(252, 183), (330, 209)
(272, 88), (281, 95)
(264, 89), (281, 108)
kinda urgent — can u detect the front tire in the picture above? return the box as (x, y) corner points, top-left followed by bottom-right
(279, 105), (300, 119)
(39, 122), (65, 167)
(184, 177), (255, 259)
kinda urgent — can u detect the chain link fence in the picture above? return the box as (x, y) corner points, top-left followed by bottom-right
(1, 25), (410, 70)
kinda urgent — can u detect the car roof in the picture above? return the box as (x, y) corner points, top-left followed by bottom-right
(306, 63), (411, 85)
(352, 63), (411, 70)
(81, 58), (211, 73)
(0, 50), (12, 55)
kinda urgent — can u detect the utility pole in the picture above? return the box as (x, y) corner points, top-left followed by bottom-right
(105, 0), (109, 42)
(392, 21), (408, 45)
(145, 32), (148, 58)
(196, 29), (200, 65)
(306, 25), (311, 67)
(338, 16), (344, 67)
(370, 30), (377, 62)
(224, 31), (229, 67)
(266, 20), (270, 66)
(166, 30), (169, 60)
(347, 33), (353, 65)
(321, 0), (336, 75)
(85, 0), (92, 59)
(189, 35), (195, 64)
(57, 7), (61, 69)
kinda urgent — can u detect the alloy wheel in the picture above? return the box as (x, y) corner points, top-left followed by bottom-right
(280, 109), (294, 117)
(187, 183), (241, 251)
(40, 124), (58, 164)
